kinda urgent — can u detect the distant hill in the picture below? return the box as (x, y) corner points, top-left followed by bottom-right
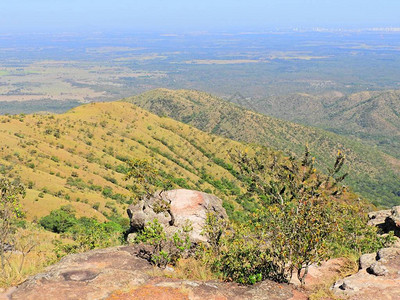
(125, 88), (400, 207)
(231, 90), (400, 160)
(0, 102), (273, 221)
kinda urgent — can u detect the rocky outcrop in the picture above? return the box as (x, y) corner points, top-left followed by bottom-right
(331, 206), (400, 299)
(0, 245), (306, 300)
(368, 206), (400, 237)
(332, 247), (400, 299)
(127, 189), (228, 243)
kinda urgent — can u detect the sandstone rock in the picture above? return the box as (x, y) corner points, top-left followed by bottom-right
(392, 206), (400, 222)
(127, 189), (228, 243)
(368, 209), (391, 228)
(377, 247), (400, 260)
(368, 262), (388, 276)
(333, 279), (360, 292)
(290, 258), (347, 290)
(0, 245), (305, 300)
(126, 233), (137, 244)
(359, 253), (376, 270)
(368, 206), (400, 237)
(333, 247), (400, 299)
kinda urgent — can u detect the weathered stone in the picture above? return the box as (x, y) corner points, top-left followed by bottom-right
(368, 262), (388, 276)
(359, 253), (376, 269)
(290, 258), (347, 290)
(127, 189), (228, 243)
(368, 209), (391, 228)
(0, 245), (305, 300)
(333, 279), (360, 292)
(392, 206), (400, 221)
(333, 246), (400, 299)
(126, 232), (137, 244)
(369, 206), (400, 237)
(377, 247), (400, 260)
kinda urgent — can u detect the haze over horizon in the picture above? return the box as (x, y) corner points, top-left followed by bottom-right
(1, 0), (400, 34)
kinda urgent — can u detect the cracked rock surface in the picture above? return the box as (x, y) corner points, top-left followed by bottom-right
(0, 246), (305, 300)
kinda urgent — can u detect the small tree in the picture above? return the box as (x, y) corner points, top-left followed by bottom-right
(0, 177), (25, 269)
(229, 147), (348, 284)
(125, 158), (174, 223)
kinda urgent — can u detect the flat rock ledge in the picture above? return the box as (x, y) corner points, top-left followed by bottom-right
(0, 246), (306, 300)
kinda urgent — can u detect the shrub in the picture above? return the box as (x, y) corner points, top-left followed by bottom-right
(135, 219), (192, 268)
(39, 206), (77, 233)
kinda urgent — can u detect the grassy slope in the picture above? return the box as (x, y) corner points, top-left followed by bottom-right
(124, 88), (400, 207)
(0, 102), (267, 221)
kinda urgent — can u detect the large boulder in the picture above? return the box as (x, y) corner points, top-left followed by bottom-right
(368, 209), (391, 228)
(127, 189), (228, 243)
(0, 245), (306, 300)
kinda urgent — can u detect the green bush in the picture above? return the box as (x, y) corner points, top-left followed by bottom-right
(39, 205), (77, 233)
(135, 219), (192, 268)
(41, 207), (126, 258)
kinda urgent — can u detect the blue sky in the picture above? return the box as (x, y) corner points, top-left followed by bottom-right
(1, 0), (399, 33)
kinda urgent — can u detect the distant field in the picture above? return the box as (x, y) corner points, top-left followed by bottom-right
(0, 61), (166, 106)
(1, 31), (400, 110)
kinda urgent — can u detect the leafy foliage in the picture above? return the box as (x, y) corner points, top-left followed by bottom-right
(135, 219), (192, 268)
(39, 205), (77, 234)
(40, 205), (125, 256)
(125, 158), (172, 200)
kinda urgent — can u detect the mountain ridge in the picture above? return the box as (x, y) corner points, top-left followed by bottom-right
(231, 89), (400, 159)
(124, 88), (400, 206)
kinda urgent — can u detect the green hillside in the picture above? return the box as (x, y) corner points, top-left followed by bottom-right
(0, 102), (273, 222)
(124, 88), (400, 207)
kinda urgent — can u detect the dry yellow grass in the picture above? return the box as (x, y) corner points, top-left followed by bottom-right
(0, 225), (63, 288)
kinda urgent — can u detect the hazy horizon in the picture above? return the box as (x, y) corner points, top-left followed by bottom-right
(1, 0), (400, 34)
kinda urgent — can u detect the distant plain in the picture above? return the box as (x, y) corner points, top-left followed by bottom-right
(1, 31), (400, 114)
